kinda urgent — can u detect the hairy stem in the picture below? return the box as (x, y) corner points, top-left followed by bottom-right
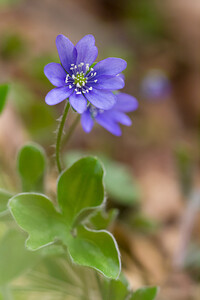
(56, 102), (70, 173)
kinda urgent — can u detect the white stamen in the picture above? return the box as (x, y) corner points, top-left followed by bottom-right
(86, 63), (90, 71)
(72, 74), (75, 79)
(94, 72), (97, 76)
(76, 92), (81, 94)
(89, 87), (93, 91)
(76, 83), (81, 88)
(94, 79), (98, 83)
(69, 85), (72, 88)
(71, 64), (74, 66)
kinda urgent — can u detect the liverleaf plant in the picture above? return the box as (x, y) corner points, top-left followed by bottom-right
(9, 157), (121, 279)
(1, 33), (159, 300)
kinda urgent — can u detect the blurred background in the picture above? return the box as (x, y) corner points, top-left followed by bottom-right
(0, 0), (200, 299)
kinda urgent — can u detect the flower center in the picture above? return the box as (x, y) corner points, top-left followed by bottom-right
(73, 73), (87, 88)
(65, 62), (98, 95)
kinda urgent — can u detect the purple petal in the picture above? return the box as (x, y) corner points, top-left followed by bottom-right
(75, 35), (98, 66)
(81, 110), (94, 133)
(69, 92), (87, 113)
(86, 89), (116, 110)
(44, 63), (66, 87)
(96, 112), (122, 136)
(56, 35), (77, 74)
(45, 86), (73, 105)
(114, 93), (138, 112)
(91, 75), (124, 90)
(117, 73), (125, 81)
(94, 58), (127, 76)
(110, 111), (132, 126)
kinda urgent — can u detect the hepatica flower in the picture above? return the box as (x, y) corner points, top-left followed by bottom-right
(81, 93), (138, 136)
(141, 69), (171, 100)
(44, 34), (127, 113)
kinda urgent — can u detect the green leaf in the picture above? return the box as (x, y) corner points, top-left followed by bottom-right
(130, 287), (159, 300)
(17, 143), (46, 192)
(58, 156), (104, 226)
(0, 189), (12, 216)
(0, 229), (39, 285)
(8, 193), (65, 250)
(67, 226), (121, 279)
(0, 84), (9, 114)
(9, 192), (120, 278)
(9, 157), (121, 278)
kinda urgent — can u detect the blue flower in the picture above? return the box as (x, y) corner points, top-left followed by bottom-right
(81, 93), (138, 136)
(44, 34), (127, 113)
(141, 69), (171, 100)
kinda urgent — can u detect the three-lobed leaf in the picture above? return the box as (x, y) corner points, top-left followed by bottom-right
(9, 157), (121, 279)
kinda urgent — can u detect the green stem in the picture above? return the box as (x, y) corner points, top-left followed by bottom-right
(62, 114), (80, 147)
(56, 102), (70, 173)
